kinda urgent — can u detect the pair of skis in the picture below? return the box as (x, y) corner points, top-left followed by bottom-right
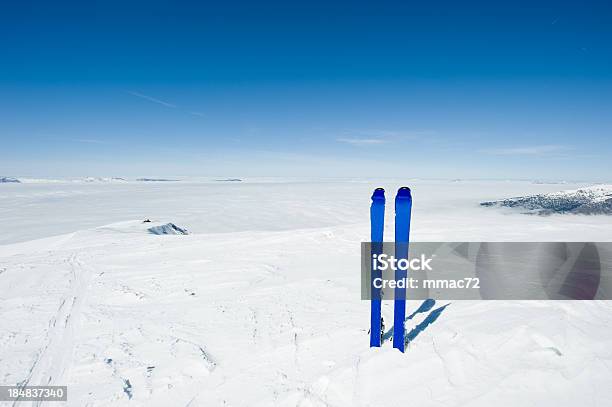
(369, 187), (412, 352)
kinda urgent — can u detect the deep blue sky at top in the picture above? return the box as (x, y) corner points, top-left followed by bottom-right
(1, 0), (611, 179)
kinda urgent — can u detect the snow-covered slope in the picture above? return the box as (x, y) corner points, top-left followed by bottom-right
(481, 184), (612, 215)
(1, 180), (612, 406)
(1, 220), (611, 406)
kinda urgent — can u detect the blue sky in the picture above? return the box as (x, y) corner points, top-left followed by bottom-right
(1, 0), (611, 180)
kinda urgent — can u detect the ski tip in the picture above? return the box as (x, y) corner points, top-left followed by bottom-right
(372, 188), (385, 200)
(396, 186), (412, 199)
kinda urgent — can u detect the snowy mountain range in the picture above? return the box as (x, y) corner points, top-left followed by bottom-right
(481, 184), (612, 215)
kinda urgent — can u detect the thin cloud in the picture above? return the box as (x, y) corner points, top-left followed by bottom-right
(72, 138), (106, 144)
(480, 145), (571, 156)
(337, 137), (387, 146)
(347, 129), (435, 140)
(189, 111), (205, 117)
(127, 91), (176, 108)
(337, 129), (437, 146)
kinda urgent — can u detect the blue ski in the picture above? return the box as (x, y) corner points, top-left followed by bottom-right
(393, 187), (412, 352)
(369, 187), (385, 347)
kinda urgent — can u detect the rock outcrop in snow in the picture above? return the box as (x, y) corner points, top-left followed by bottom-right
(481, 185), (612, 215)
(147, 223), (189, 235)
(0, 177), (20, 183)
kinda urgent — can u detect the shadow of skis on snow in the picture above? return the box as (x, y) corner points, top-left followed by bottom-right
(381, 299), (450, 347)
(404, 302), (449, 347)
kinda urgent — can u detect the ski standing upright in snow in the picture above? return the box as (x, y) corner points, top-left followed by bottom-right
(369, 188), (385, 347)
(393, 187), (412, 352)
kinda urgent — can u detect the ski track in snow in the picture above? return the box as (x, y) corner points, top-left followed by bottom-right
(1, 181), (612, 406)
(19, 253), (92, 406)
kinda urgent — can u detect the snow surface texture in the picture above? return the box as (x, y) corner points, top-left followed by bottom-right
(1, 180), (612, 406)
(481, 184), (612, 215)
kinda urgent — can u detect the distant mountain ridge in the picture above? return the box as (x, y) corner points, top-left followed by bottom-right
(481, 185), (612, 215)
(136, 178), (179, 182)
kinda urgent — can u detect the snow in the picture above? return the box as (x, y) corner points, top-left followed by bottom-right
(1, 179), (612, 406)
(2, 179), (612, 246)
(135, 178), (180, 182)
(83, 177), (128, 183)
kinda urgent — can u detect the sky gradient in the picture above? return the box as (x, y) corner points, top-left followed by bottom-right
(1, 1), (611, 180)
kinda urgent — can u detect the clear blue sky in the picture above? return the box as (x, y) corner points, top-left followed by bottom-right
(1, 0), (611, 180)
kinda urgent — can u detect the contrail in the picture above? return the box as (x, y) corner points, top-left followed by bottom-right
(127, 91), (177, 108)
